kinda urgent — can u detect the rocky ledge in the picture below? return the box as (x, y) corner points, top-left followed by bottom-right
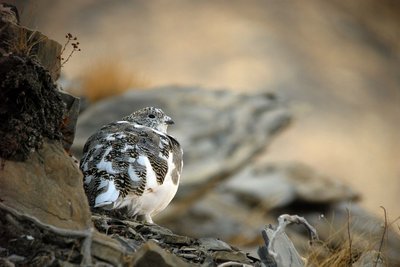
(0, 205), (261, 266)
(1, 4), (399, 267)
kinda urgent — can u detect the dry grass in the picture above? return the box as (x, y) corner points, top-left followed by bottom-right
(301, 216), (366, 266)
(79, 60), (148, 102)
(4, 27), (47, 57)
(306, 207), (399, 267)
(307, 240), (361, 267)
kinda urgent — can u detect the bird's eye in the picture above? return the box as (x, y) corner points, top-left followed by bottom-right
(148, 114), (156, 119)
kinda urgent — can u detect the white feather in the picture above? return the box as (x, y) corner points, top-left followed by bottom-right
(137, 155), (158, 188)
(96, 147), (116, 174)
(95, 179), (120, 207)
(122, 144), (134, 152)
(106, 134), (115, 141)
(128, 165), (140, 182)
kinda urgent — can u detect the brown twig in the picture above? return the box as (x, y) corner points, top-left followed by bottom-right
(58, 33), (72, 59)
(346, 208), (352, 266)
(375, 206), (388, 267)
(56, 33), (81, 70)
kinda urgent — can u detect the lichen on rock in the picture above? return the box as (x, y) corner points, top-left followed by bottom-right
(0, 55), (65, 161)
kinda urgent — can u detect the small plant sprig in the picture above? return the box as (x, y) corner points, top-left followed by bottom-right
(57, 33), (81, 69)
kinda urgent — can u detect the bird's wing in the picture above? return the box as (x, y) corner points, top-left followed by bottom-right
(167, 135), (183, 185)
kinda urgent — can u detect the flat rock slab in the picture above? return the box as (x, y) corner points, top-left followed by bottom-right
(0, 141), (92, 230)
(222, 162), (359, 209)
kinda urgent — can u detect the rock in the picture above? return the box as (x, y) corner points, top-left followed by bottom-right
(0, 16), (61, 80)
(91, 231), (128, 266)
(212, 251), (253, 265)
(163, 161), (400, 267)
(161, 190), (262, 245)
(91, 214), (260, 266)
(353, 251), (385, 267)
(222, 162), (359, 210)
(0, 16), (89, 231)
(162, 234), (193, 246)
(73, 86), (290, 189)
(162, 161), (358, 243)
(58, 91), (81, 152)
(131, 240), (191, 267)
(199, 238), (233, 251)
(0, 141), (92, 230)
(0, 204), (127, 266)
(0, 3), (19, 24)
(258, 215), (318, 267)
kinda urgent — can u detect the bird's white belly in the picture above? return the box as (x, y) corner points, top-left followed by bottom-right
(114, 152), (180, 218)
(116, 173), (179, 217)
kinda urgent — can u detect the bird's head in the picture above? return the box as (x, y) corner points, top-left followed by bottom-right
(126, 107), (174, 133)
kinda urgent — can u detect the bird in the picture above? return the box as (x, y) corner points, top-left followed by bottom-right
(80, 107), (183, 223)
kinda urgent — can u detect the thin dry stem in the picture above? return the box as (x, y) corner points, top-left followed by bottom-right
(56, 33), (81, 70)
(346, 208), (352, 265)
(5, 27), (47, 56)
(375, 206), (388, 267)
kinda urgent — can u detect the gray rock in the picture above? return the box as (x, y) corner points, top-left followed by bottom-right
(73, 86), (290, 188)
(212, 251), (253, 265)
(91, 213), (260, 266)
(222, 162), (359, 209)
(162, 190), (263, 243)
(198, 238), (233, 251)
(353, 251), (385, 267)
(162, 234), (193, 246)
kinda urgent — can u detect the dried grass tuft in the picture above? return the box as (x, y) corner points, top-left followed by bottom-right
(306, 207), (400, 267)
(80, 60), (148, 102)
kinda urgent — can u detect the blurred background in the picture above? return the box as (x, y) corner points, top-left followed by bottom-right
(10, 0), (399, 229)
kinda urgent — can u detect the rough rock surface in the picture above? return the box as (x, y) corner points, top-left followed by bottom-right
(59, 91), (81, 152)
(0, 141), (92, 230)
(73, 86), (291, 189)
(0, 17), (61, 80)
(223, 162), (359, 209)
(91, 213), (259, 266)
(0, 206), (261, 266)
(0, 55), (65, 161)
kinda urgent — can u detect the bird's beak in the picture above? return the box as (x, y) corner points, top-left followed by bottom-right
(165, 116), (174, 125)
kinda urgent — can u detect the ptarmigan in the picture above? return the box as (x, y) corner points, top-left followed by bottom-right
(80, 107), (183, 223)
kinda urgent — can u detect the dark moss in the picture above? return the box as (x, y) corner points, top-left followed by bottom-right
(0, 55), (65, 161)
